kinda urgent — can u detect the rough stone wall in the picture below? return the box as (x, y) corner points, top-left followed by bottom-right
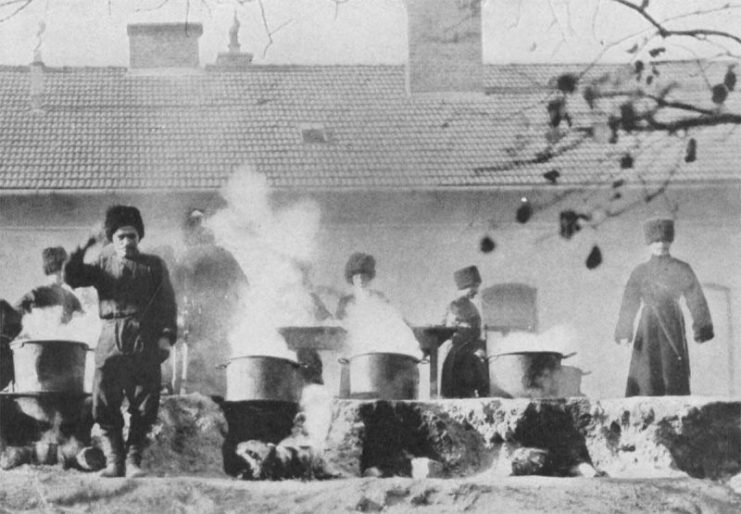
(322, 397), (741, 480)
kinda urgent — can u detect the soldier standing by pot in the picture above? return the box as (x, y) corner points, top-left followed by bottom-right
(615, 218), (714, 396)
(174, 208), (248, 398)
(440, 265), (489, 398)
(65, 205), (177, 478)
(16, 246), (83, 324)
(335, 252), (388, 320)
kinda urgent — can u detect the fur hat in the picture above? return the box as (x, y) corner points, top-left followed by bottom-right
(643, 218), (674, 244)
(104, 205), (145, 241)
(42, 246), (67, 275)
(344, 252), (376, 283)
(454, 265), (482, 290)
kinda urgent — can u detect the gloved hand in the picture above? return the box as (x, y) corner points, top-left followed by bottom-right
(157, 337), (172, 363)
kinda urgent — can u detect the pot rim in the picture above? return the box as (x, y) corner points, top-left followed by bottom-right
(10, 339), (89, 350)
(226, 354), (300, 367)
(347, 351), (424, 364)
(491, 350), (576, 358)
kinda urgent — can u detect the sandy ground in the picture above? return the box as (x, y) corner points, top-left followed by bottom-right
(0, 468), (740, 513)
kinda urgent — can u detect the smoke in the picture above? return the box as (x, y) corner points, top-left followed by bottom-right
(296, 384), (334, 450)
(343, 293), (422, 359)
(207, 167), (325, 359)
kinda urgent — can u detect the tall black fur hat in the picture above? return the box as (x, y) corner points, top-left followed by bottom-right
(344, 252), (376, 283)
(42, 246), (67, 275)
(104, 205), (145, 241)
(643, 218), (674, 244)
(454, 265), (482, 290)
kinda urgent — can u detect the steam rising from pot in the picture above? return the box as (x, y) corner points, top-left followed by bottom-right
(206, 167), (326, 360)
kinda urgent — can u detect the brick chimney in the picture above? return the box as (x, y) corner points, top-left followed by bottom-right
(29, 60), (44, 113)
(404, 0), (483, 95)
(127, 23), (203, 69)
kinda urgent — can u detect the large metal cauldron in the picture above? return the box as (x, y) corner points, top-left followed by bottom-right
(489, 351), (572, 399)
(10, 339), (88, 394)
(341, 352), (420, 400)
(224, 355), (303, 403)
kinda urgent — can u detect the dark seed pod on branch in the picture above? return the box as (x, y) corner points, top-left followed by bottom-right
(620, 153), (634, 169)
(543, 169), (560, 184)
(620, 102), (637, 132)
(685, 138), (697, 163)
(712, 84), (729, 105)
(608, 115), (620, 144)
(516, 199), (533, 224)
(586, 245), (603, 270)
(724, 67), (737, 91)
(648, 47), (665, 58)
(547, 98), (565, 128)
(559, 210), (588, 240)
(583, 86), (596, 109)
(556, 73), (579, 94)
(634, 60), (644, 77)
(480, 236), (496, 254)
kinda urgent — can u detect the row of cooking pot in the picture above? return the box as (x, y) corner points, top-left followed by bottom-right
(8, 339), (587, 402)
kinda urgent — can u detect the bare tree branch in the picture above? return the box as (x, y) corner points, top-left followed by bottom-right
(0, 0), (32, 23)
(612, 0), (741, 47)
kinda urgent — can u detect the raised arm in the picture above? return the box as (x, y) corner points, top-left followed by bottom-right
(64, 238), (102, 289)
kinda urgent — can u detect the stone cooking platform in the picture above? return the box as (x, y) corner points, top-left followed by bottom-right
(134, 394), (741, 481)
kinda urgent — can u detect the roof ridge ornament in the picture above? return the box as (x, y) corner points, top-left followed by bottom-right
(229, 11), (241, 54)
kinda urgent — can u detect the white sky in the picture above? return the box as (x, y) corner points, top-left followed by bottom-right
(0, 0), (739, 66)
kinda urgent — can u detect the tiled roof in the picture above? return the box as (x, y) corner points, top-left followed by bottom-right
(0, 62), (739, 191)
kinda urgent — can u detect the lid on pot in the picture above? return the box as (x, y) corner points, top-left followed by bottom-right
(10, 339), (89, 350)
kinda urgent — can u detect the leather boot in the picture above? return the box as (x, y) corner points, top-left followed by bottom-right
(98, 429), (125, 478)
(125, 423), (148, 478)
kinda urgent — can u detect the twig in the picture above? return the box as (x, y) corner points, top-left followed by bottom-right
(0, 0), (33, 23)
(611, 0), (741, 47)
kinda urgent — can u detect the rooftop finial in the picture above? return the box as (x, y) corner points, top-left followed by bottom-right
(228, 11), (241, 54)
(33, 20), (46, 63)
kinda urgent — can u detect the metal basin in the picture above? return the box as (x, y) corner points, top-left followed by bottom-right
(341, 352), (420, 400)
(10, 339), (88, 394)
(488, 351), (568, 399)
(224, 355), (303, 403)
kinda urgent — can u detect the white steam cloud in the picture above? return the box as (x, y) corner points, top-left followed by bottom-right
(207, 167), (325, 359)
(343, 293), (422, 359)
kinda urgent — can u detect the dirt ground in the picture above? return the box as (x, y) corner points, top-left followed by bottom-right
(0, 467), (740, 513)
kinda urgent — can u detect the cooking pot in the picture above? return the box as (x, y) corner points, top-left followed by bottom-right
(10, 339), (89, 394)
(488, 351), (575, 399)
(339, 352), (421, 400)
(224, 355), (303, 403)
(557, 365), (590, 397)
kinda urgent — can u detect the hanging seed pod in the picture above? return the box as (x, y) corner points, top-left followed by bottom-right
(479, 236), (496, 254)
(586, 245), (603, 270)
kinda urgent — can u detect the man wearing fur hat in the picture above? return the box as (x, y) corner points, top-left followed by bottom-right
(335, 252), (388, 320)
(440, 265), (489, 398)
(615, 218), (714, 397)
(65, 205), (177, 477)
(16, 246), (82, 324)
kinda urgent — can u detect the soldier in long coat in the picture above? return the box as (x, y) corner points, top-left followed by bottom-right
(615, 219), (714, 397)
(440, 265), (489, 398)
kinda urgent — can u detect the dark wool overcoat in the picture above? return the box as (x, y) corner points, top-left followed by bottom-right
(441, 297), (489, 398)
(615, 255), (714, 397)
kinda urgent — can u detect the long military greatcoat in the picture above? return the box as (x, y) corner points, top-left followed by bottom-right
(441, 296), (489, 399)
(615, 255), (714, 397)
